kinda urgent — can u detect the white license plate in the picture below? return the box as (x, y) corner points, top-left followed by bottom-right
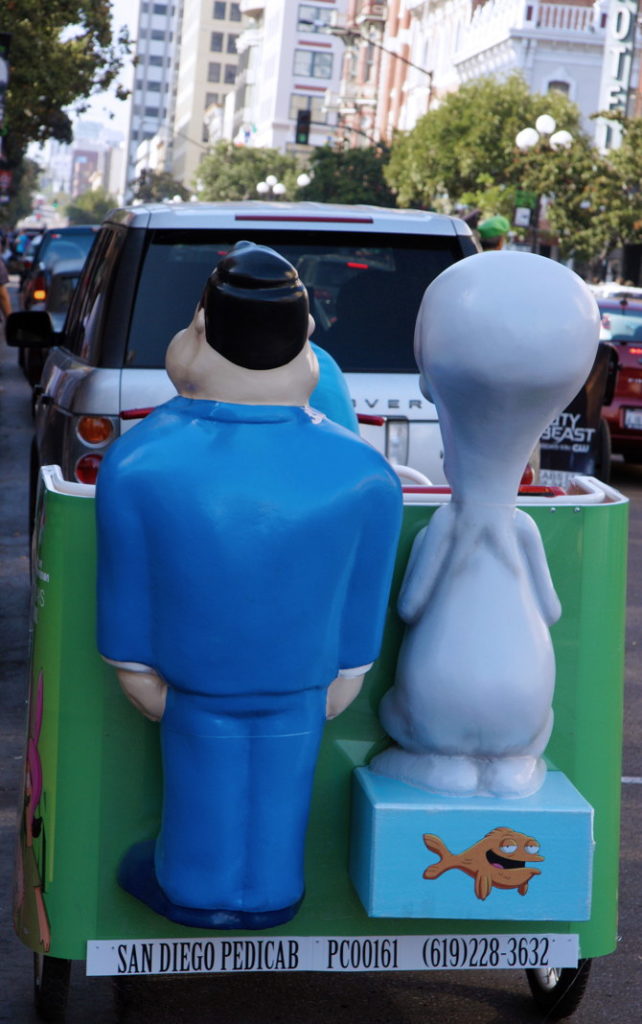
(539, 468), (572, 488)
(624, 408), (642, 429)
(86, 933), (578, 976)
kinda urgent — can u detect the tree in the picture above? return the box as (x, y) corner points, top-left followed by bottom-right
(66, 186), (117, 225)
(296, 145), (396, 206)
(130, 170), (191, 203)
(386, 74), (587, 208)
(1, 1), (131, 166)
(560, 114), (642, 272)
(0, 157), (40, 227)
(385, 73), (619, 262)
(196, 142), (298, 201)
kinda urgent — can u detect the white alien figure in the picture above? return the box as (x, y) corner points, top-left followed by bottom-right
(370, 251), (600, 798)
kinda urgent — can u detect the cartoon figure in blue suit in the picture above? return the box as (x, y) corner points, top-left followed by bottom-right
(96, 242), (402, 929)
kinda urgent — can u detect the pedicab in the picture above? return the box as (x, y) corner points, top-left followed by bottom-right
(14, 250), (628, 1024)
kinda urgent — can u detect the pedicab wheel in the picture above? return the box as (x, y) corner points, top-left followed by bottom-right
(525, 958), (592, 1021)
(33, 953), (71, 1023)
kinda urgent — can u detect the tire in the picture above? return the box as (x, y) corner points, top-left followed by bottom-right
(33, 953), (71, 1023)
(593, 418), (611, 483)
(525, 958), (592, 1021)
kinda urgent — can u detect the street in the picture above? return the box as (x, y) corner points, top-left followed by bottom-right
(1, 312), (641, 1024)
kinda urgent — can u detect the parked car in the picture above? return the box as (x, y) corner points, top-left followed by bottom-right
(19, 225), (98, 312)
(21, 256), (86, 389)
(6, 201), (478, 518)
(599, 296), (642, 463)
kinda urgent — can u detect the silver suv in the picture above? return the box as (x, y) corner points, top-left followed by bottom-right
(7, 201), (477, 510)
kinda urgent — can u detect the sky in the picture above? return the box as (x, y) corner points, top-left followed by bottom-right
(76, 0), (140, 137)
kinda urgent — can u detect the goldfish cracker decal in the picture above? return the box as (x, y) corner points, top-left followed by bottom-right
(422, 827), (544, 902)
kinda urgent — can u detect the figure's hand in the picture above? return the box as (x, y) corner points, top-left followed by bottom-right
(116, 668), (168, 722)
(326, 673), (366, 720)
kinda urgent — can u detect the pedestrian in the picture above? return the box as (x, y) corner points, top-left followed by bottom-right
(478, 215), (511, 251)
(0, 239), (12, 321)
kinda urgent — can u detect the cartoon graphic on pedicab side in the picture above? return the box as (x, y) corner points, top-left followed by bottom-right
(95, 241), (402, 930)
(14, 669), (51, 952)
(370, 252), (601, 799)
(422, 828), (544, 901)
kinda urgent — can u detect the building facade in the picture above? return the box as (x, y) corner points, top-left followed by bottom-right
(125, 1), (181, 196)
(229, 1), (347, 155)
(402, 0), (636, 142)
(170, 0), (242, 187)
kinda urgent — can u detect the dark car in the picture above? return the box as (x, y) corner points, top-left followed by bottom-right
(19, 225), (98, 313)
(21, 256), (85, 390)
(599, 296), (642, 463)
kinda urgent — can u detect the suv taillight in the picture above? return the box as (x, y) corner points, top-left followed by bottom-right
(77, 416), (114, 446)
(75, 453), (103, 484)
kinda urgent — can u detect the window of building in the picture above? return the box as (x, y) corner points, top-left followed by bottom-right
(288, 92), (328, 124)
(548, 80), (570, 96)
(213, 1), (226, 16)
(208, 62), (221, 82)
(230, 3), (241, 20)
(147, 80), (162, 91)
(224, 64), (237, 84)
(205, 92), (220, 107)
(151, 29), (167, 40)
(153, 3), (168, 12)
(297, 4), (333, 32)
(149, 55), (163, 66)
(293, 48), (333, 79)
(144, 106), (160, 117)
(227, 34), (238, 54)
(211, 31), (223, 51)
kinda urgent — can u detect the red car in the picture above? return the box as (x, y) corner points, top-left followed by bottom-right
(599, 297), (642, 462)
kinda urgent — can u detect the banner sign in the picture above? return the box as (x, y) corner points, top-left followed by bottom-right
(595, 0), (640, 149)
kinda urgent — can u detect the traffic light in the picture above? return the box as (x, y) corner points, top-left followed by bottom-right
(295, 109), (311, 145)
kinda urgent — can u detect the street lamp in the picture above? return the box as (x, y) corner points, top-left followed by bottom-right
(256, 174), (286, 198)
(514, 116), (574, 253)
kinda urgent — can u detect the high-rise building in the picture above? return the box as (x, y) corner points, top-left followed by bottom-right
(171, 0), (243, 188)
(125, 1), (181, 197)
(230, 1), (347, 154)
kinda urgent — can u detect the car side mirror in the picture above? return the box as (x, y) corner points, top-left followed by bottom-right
(6, 310), (57, 348)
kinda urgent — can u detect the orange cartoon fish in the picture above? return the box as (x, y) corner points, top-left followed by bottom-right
(423, 827), (544, 901)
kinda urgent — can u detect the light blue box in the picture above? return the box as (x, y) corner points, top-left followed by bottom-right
(350, 767), (594, 921)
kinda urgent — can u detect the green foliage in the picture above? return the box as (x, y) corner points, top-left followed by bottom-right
(0, 157), (40, 227)
(297, 145), (396, 206)
(1, 1), (131, 165)
(386, 74), (585, 212)
(66, 186), (117, 225)
(196, 142), (299, 201)
(384, 73), (642, 265)
(560, 113), (642, 266)
(130, 170), (191, 203)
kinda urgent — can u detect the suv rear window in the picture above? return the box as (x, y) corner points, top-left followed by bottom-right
(126, 230), (466, 372)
